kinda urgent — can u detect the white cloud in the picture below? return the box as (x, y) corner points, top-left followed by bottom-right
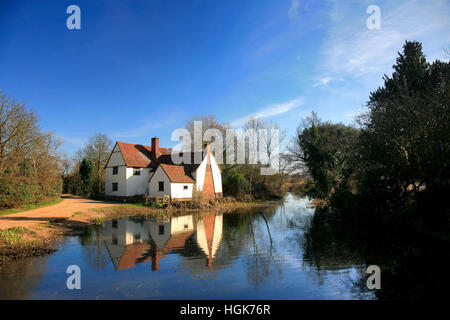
(319, 0), (450, 85)
(231, 97), (304, 127)
(313, 77), (333, 87)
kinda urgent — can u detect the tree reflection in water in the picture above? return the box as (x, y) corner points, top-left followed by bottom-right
(2, 194), (446, 299)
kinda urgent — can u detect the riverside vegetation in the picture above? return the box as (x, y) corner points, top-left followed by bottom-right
(289, 41), (449, 248)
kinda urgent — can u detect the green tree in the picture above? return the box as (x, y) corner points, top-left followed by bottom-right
(289, 112), (360, 197)
(358, 41), (450, 215)
(79, 158), (94, 196)
(76, 133), (112, 195)
(222, 168), (249, 197)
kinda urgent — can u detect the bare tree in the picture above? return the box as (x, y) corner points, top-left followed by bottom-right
(0, 90), (63, 207)
(76, 133), (112, 195)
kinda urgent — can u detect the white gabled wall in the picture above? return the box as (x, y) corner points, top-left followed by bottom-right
(125, 167), (150, 196)
(149, 166), (171, 197)
(171, 183), (193, 199)
(106, 144), (125, 166)
(105, 143), (127, 196)
(149, 167), (193, 199)
(210, 154), (223, 194)
(105, 166), (127, 196)
(194, 157), (207, 192)
(105, 143), (151, 196)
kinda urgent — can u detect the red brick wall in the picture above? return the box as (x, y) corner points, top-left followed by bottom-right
(202, 164), (215, 199)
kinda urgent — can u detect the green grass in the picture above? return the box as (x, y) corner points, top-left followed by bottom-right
(72, 211), (84, 217)
(0, 197), (63, 216)
(92, 217), (103, 225)
(0, 226), (35, 245)
(89, 203), (147, 213)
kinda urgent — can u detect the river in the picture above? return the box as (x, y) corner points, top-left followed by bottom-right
(1, 194), (444, 299)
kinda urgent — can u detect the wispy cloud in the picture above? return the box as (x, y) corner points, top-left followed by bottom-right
(313, 77), (333, 87)
(231, 97), (304, 127)
(318, 0), (450, 86)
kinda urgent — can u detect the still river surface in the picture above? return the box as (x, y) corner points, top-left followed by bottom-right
(2, 193), (438, 300)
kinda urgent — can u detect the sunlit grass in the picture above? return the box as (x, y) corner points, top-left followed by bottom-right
(72, 211), (84, 217)
(92, 217), (103, 225)
(0, 226), (35, 245)
(89, 203), (147, 213)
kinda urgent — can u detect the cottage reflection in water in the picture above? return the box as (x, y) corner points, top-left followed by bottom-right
(101, 213), (223, 271)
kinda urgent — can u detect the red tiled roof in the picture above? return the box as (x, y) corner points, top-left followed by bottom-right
(162, 231), (194, 253)
(117, 242), (152, 270)
(116, 141), (169, 168)
(159, 163), (196, 183)
(151, 152), (204, 169)
(149, 151), (206, 183)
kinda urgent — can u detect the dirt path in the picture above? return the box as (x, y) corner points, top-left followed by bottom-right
(0, 195), (120, 230)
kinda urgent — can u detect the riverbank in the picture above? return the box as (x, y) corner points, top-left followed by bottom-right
(0, 195), (277, 266)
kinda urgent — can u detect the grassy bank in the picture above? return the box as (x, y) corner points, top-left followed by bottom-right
(0, 198), (277, 266)
(84, 197), (280, 226)
(0, 197), (63, 217)
(0, 226), (57, 265)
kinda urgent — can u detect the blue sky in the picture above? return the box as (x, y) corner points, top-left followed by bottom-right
(0, 0), (449, 155)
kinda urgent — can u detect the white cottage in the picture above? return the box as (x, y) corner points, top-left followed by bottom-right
(105, 137), (222, 200)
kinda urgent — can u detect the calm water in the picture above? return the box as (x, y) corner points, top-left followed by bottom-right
(1, 194), (433, 300)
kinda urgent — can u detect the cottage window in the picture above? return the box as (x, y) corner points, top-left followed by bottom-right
(112, 166), (118, 175)
(112, 219), (118, 229)
(133, 167), (141, 175)
(183, 185), (188, 190)
(158, 181), (164, 191)
(112, 235), (118, 245)
(159, 225), (164, 235)
(112, 183), (118, 191)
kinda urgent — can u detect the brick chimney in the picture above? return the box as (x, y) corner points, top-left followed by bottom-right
(151, 137), (159, 162)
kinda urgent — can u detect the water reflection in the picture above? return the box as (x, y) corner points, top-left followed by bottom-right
(101, 213), (223, 271)
(0, 255), (48, 299)
(2, 194), (421, 299)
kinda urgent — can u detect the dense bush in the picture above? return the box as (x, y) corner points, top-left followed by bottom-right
(289, 112), (360, 197)
(0, 176), (61, 208)
(222, 168), (249, 197)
